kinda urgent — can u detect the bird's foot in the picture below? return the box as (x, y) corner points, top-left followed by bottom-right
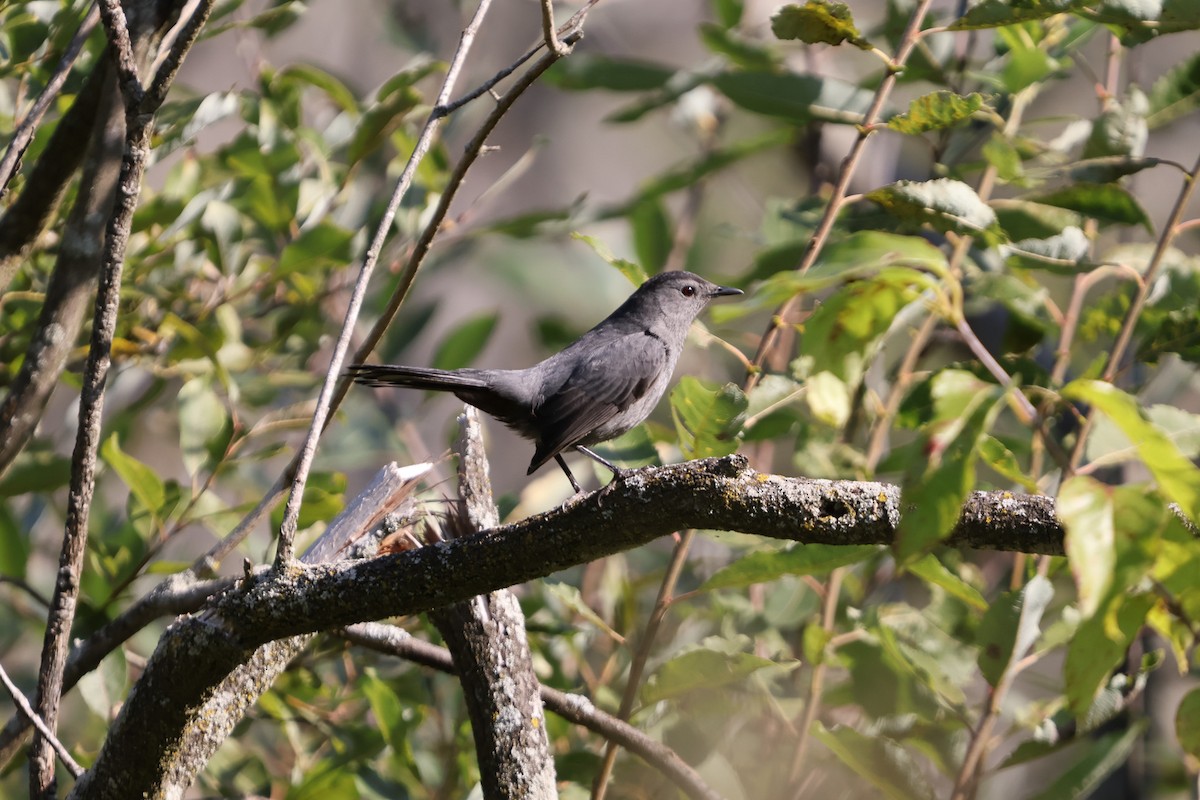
(596, 465), (634, 506)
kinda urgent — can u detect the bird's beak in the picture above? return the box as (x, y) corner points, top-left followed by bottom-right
(709, 285), (743, 298)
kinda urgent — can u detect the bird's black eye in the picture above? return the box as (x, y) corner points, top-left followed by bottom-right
(681, 285), (697, 297)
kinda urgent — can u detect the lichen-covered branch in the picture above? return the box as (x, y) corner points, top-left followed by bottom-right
(428, 409), (554, 799)
(69, 454), (1062, 798)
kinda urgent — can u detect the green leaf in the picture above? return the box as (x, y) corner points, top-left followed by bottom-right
(1058, 476), (1115, 618)
(797, 266), (937, 381)
(620, 129), (793, 208)
(711, 0), (745, 27)
(346, 82), (421, 167)
(1025, 183), (1151, 231)
(431, 313), (499, 371)
(1065, 155), (1162, 183)
(0, 448), (72, 497)
(278, 221), (355, 274)
(178, 377), (232, 477)
(805, 371), (851, 427)
(982, 134), (1025, 183)
(1003, 226), (1092, 274)
(719, 231), (946, 323)
(1063, 380), (1200, 521)
(360, 669), (411, 753)
(976, 576), (1054, 687)
(1176, 687), (1200, 763)
(895, 373), (1004, 560)
(1146, 51), (1200, 129)
(629, 198), (672, 274)
(811, 723), (932, 800)
(907, 554), (988, 611)
(702, 544), (879, 591)
(887, 91), (986, 134)
(1027, 722), (1148, 800)
(273, 63), (358, 112)
(710, 70), (875, 125)
(101, 434), (167, 519)
(866, 178), (1004, 244)
(570, 233), (646, 286)
(669, 377), (747, 459)
(770, 1), (870, 48)
(641, 649), (790, 703)
(0, 505), (29, 579)
(546, 54), (675, 91)
(698, 23), (780, 71)
(1064, 592), (1155, 716)
(950, 0), (1087, 29)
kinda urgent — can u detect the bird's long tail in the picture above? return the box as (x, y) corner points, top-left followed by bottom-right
(345, 363), (489, 391)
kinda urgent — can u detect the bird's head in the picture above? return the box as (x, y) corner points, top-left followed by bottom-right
(633, 270), (743, 323)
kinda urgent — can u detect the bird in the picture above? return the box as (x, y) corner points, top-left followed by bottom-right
(347, 270), (743, 492)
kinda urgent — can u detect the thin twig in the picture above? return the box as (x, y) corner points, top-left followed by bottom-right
(0, 663), (82, 778)
(593, 530), (696, 800)
(788, 566), (843, 790)
(746, 0), (935, 389)
(0, 4), (100, 197)
(864, 314), (936, 474)
(273, 0), (499, 565)
(540, 0), (572, 56)
(1067, 150), (1200, 469)
(28, 2), (215, 794)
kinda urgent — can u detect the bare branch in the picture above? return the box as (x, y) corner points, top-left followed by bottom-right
(429, 409), (555, 798)
(29, 0), (215, 793)
(0, 4), (99, 201)
(273, 0), (499, 564)
(0, 663), (82, 778)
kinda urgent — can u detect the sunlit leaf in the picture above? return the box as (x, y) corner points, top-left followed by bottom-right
(1059, 476), (1115, 618)
(887, 91), (986, 134)
(867, 178), (1004, 244)
(977, 576), (1054, 686)
(771, 1), (870, 49)
(907, 554), (988, 611)
(1146, 51), (1200, 128)
(895, 373), (1004, 560)
(670, 377), (746, 459)
(1027, 723), (1148, 800)
(1064, 380), (1200, 521)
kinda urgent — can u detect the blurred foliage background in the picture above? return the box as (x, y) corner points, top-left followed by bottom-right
(2, 0), (1200, 797)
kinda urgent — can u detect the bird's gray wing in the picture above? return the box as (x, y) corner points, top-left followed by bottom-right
(527, 332), (667, 473)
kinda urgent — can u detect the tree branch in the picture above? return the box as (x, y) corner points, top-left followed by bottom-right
(29, 1), (213, 794)
(429, 408), (555, 799)
(69, 455), (1063, 798)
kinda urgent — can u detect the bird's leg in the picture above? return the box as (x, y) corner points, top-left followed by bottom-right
(554, 453), (584, 494)
(575, 445), (632, 482)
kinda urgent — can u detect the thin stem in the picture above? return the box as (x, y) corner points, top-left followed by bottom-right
(746, 0), (935, 389)
(592, 531), (696, 800)
(0, 4), (99, 196)
(540, 0), (571, 56)
(0, 663), (82, 778)
(273, 0), (498, 564)
(1068, 150), (1200, 470)
(864, 313), (936, 474)
(788, 567), (843, 790)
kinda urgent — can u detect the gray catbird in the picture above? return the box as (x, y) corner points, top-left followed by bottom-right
(348, 270), (742, 491)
